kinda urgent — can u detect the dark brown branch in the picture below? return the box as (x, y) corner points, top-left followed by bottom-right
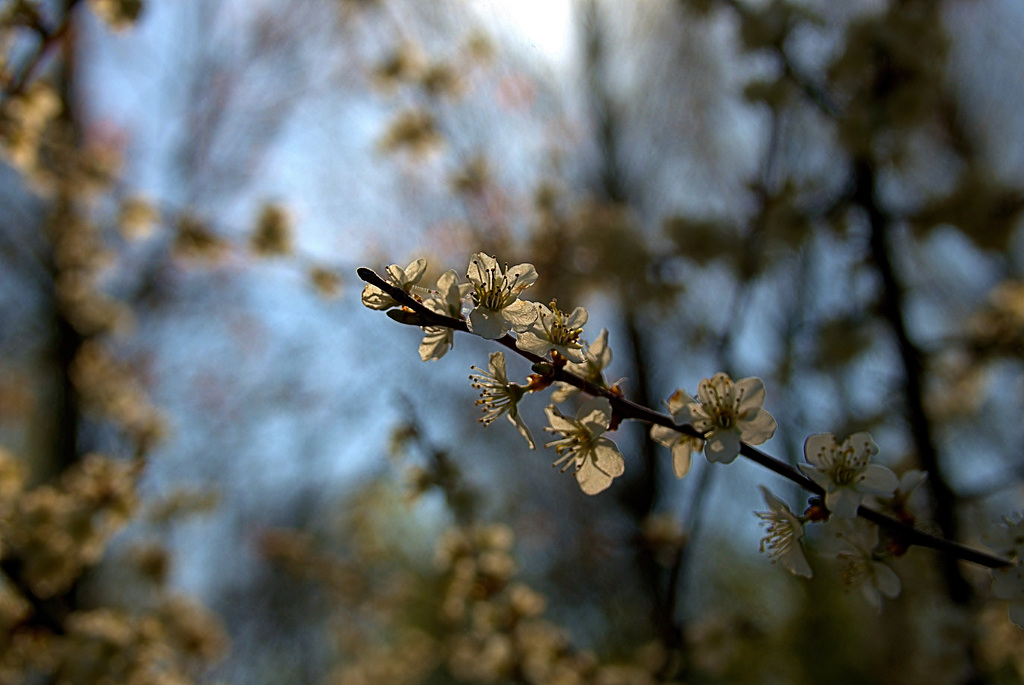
(357, 266), (1013, 571)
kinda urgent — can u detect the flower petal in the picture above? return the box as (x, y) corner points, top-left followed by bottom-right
(665, 389), (695, 418)
(504, 262), (538, 293)
(468, 307), (507, 339)
(740, 409), (777, 445)
(873, 561), (901, 599)
(855, 464), (899, 496)
(507, 410), (536, 450)
(403, 258), (427, 284)
(544, 405), (579, 434)
(734, 377), (766, 414)
(577, 397), (611, 434)
(705, 430), (741, 463)
(500, 299), (539, 331)
(826, 487), (862, 519)
(467, 252), (497, 285)
(803, 433), (837, 467)
(672, 444), (693, 479)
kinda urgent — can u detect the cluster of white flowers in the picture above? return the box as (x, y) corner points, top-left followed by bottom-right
(361, 253), (1023, 622)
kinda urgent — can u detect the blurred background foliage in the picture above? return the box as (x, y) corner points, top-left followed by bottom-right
(1, 0), (1024, 682)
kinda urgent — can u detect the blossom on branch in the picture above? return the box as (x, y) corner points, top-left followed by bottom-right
(549, 328), (613, 403)
(755, 486), (811, 578)
(673, 373), (776, 463)
(650, 389), (705, 479)
(834, 521), (901, 610)
(544, 398), (624, 495)
(361, 258), (428, 310)
(469, 352), (534, 449)
(420, 269), (471, 361)
(516, 301), (588, 362)
(800, 432), (898, 519)
(466, 252), (538, 339)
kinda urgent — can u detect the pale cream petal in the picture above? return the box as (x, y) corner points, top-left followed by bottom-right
(507, 410), (536, 450)
(505, 263), (538, 292)
(565, 306), (588, 329)
(826, 487), (862, 519)
(873, 561), (901, 599)
(467, 252), (497, 286)
(501, 299), (539, 331)
(403, 258), (428, 284)
(803, 433), (837, 467)
(577, 397), (611, 434)
(589, 328), (612, 368)
(665, 389), (695, 417)
(705, 430), (741, 463)
(740, 409), (777, 444)
(649, 424), (678, 449)
(418, 327), (451, 361)
(734, 377), (766, 414)
(855, 464), (899, 495)
(672, 444), (693, 479)
(544, 405), (579, 433)
(468, 308), (507, 339)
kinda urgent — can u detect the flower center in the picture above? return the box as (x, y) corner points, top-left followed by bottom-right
(471, 261), (520, 311)
(543, 302), (583, 346)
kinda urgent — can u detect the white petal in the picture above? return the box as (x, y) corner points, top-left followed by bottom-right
(418, 328), (451, 361)
(665, 389), (694, 417)
(672, 444), (693, 478)
(505, 262), (538, 292)
(873, 561), (901, 599)
(468, 308), (507, 339)
(576, 458), (614, 495)
(467, 252), (497, 285)
(403, 258), (427, 284)
(705, 430), (741, 463)
(649, 424), (678, 449)
(577, 397), (612, 433)
(507, 410), (536, 450)
(361, 284), (395, 310)
(798, 464), (832, 491)
(488, 351), (508, 382)
(741, 409), (777, 445)
(514, 331), (552, 358)
(565, 306), (588, 329)
(590, 329), (612, 367)
(501, 299), (539, 331)
(855, 464), (899, 496)
(734, 377), (766, 414)
(544, 405), (578, 434)
(826, 488), (863, 519)
(592, 439), (625, 478)
(803, 433), (837, 467)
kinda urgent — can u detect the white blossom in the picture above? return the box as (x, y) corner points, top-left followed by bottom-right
(544, 397), (624, 495)
(516, 301), (588, 362)
(361, 258), (427, 310)
(650, 389), (706, 479)
(834, 521), (901, 610)
(549, 328), (613, 403)
(465, 253), (538, 339)
(674, 373), (776, 464)
(419, 270), (471, 361)
(800, 432), (899, 519)
(755, 486), (812, 578)
(469, 352), (534, 449)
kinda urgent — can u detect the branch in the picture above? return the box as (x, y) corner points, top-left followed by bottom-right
(357, 267), (1013, 571)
